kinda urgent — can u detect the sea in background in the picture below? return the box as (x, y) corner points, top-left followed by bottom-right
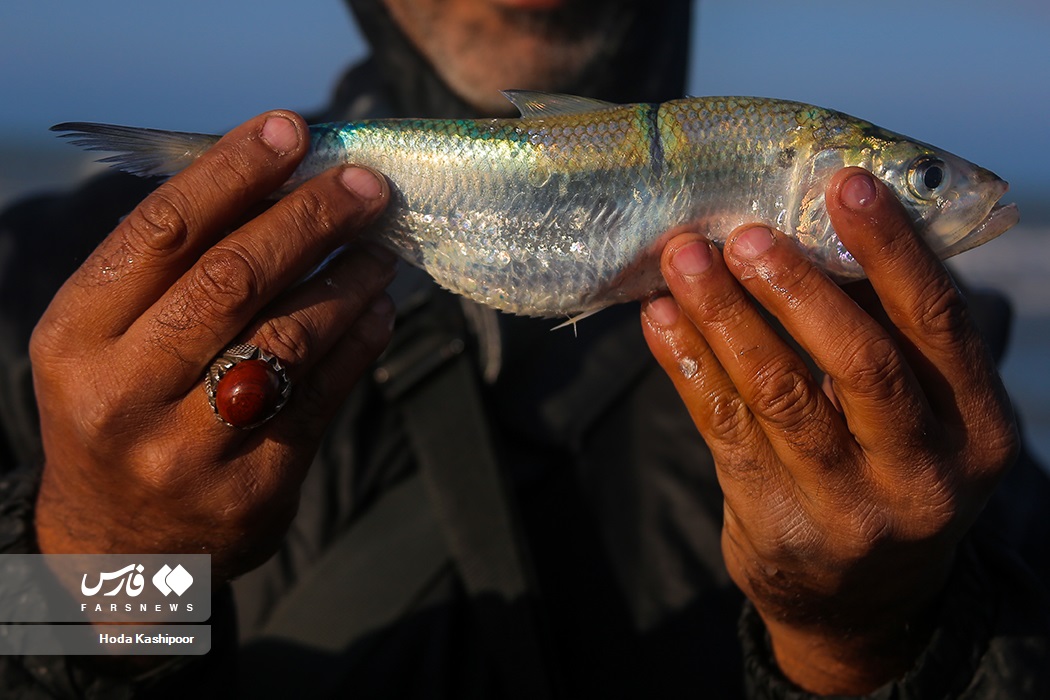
(1, 139), (1048, 470)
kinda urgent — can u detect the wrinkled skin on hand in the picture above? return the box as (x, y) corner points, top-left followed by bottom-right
(31, 112), (396, 583)
(641, 168), (1019, 694)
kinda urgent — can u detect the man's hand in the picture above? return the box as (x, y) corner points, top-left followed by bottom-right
(31, 112), (396, 583)
(641, 167), (1019, 694)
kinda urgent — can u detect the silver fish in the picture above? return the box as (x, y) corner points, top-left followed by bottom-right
(53, 91), (1018, 319)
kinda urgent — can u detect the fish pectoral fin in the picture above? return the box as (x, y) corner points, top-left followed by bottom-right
(501, 90), (618, 119)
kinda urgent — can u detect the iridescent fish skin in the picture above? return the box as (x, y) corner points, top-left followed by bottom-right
(53, 92), (1017, 318)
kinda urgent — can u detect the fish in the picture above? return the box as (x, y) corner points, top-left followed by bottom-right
(52, 91), (1018, 320)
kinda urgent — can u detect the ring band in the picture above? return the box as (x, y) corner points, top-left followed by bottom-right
(204, 343), (291, 429)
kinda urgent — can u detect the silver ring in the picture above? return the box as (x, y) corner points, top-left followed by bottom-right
(204, 343), (291, 429)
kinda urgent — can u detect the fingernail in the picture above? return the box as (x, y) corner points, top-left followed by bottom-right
(260, 115), (299, 154)
(733, 226), (773, 258)
(341, 167), (384, 200)
(842, 172), (877, 210)
(671, 241), (712, 276)
(645, 294), (680, 326)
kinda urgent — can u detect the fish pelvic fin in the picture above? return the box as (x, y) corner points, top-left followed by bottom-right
(550, 308), (603, 334)
(501, 90), (618, 119)
(50, 122), (220, 178)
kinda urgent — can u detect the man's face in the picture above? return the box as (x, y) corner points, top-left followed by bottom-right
(381, 0), (639, 114)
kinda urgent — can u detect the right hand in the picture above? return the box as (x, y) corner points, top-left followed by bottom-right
(30, 111), (396, 582)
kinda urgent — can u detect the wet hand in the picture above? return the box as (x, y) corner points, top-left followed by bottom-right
(641, 168), (1018, 694)
(31, 112), (396, 582)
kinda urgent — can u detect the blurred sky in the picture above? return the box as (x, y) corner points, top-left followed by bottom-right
(2, 0), (1048, 200)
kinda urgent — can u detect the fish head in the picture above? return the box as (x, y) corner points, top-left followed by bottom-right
(868, 134), (1018, 257)
(791, 122), (1017, 281)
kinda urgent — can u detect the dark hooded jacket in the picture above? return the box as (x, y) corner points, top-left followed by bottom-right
(1, 1), (1049, 697)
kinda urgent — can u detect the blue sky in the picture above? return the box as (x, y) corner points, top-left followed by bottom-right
(2, 0), (1048, 201)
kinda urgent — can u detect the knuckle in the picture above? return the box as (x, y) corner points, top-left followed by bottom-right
(840, 336), (905, 400)
(29, 318), (64, 366)
(991, 420), (1021, 466)
(283, 188), (339, 237)
(751, 362), (816, 432)
(73, 387), (131, 447)
(849, 502), (893, 552)
(762, 252), (822, 298)
(214, 469), (267, 525)
(913, 279), (971, 340)
(254, 314), (316, 366)
(201, 145), (255, 195)
(705, 390), (754, 441)
(123, 188), (193, 252)
(972, 409), (1020, 477)
(186, 245), (261, 320)
(690, 282), (749, 328)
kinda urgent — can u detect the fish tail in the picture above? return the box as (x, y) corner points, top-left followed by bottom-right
(50, 122), (220, 177)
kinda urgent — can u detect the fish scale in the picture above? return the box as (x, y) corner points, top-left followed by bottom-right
(53, 91), (1017, 319)
(301, 103), (664, 315)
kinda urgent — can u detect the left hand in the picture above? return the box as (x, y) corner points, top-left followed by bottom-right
(640, 167), (1019, 694)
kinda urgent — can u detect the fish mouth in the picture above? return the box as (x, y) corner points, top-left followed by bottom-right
(939, 199), (1019, 261)
(974, 176), (1017, 239)
(974, 201), (1020, 240)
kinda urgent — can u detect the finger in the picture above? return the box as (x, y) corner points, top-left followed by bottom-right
(643, 293), (797, 550)
(719, 224), (931, 464)
(160, 293), (396, 532)
(824, 169), (1015, 454)
(657, 233), (864, 491)
(256, 291), (396, 489)
(175, 249), (396, 446)
(123, 165), (389, 386)
(49, 111), (310, 339)
(240, 245), (398, 382)
(277, 290), (396, 444)
(641, 235), (805, 495)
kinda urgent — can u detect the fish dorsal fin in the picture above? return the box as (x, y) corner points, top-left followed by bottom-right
(501, 90), (618, 119)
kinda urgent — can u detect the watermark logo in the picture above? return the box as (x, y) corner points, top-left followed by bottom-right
(1, 553), (210, 624)
(152, 564), (193, 596)
(80, 563), (195, 598)
(81, 564), (146, 597)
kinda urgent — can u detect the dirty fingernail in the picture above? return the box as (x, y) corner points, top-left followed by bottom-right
(733, 226), (773, 258)
(341, 167), (384, 200)
(260, 115), (299, 154)
(672, 241), (712, 276)
(842, 172), (877, 210)
(645, 294), (680, 326)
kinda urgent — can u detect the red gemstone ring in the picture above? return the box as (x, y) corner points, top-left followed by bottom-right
(204, 343), (291, 429)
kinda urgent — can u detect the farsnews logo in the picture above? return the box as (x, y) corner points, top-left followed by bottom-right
(81, 563), (193, 598)
(0, 553), (209, 623)
(152, 564), (194, 596)
(81, 564), (146, 597)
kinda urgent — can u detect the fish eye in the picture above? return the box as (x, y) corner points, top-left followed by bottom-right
(908, 157), (950, 199)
